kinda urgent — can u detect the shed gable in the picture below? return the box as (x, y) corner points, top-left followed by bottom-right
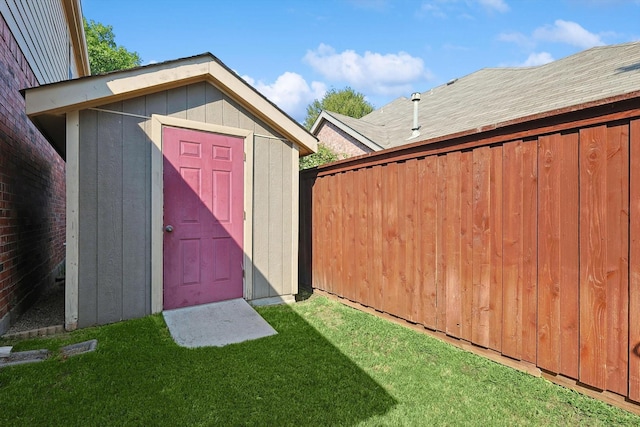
(24, 53), (317, 157)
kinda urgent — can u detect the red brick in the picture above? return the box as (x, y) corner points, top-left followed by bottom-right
(0, 13), (65, 321)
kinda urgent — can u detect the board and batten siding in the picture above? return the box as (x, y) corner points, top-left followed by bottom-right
(253, 134), (297, 300)
(0, 0), (81, 83)
(76, 82), (297, 327)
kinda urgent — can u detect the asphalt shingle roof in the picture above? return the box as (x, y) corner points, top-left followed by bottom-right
(336, 42), (640, 149)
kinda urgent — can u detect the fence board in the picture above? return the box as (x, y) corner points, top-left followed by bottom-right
(460, 151), (474, 342)
(501, 140), (538, 362)
(521, 141), (538, 364)
(319, 175), (329, 293)
(397, 163), (408, 319)
(579, 125), (609, 391)
(630, 118), (640, 403)
(356, 169), (370, 306)
(472, 146), (491, 348)
(418, 156), (438, 329)
(371, 166), (384, 309)
(382, 163), (398, 316)
(337, 172), (347, 298)
(557, 133), (580, 379)
(327, 174), (338, 294)
(444, 152), (462, 337)
(604, 123), (629, 396)
(344, 171), (356, 301)
(322, 176), (332, 292)
(577, 124), (630, 394)
(502, 140), (523, 360)
(311, 176), (321, 289)
(537, 133), (559, 373)
(404, 159), (419, 322)
(437, 156), (447, 331)
(489, 146), (503, 352)
(313, 176), (322, 291)
(537, 132), (579, 377)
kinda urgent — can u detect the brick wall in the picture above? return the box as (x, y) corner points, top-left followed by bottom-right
(0, 13), (66, 333)
(316, 121), (375, 158)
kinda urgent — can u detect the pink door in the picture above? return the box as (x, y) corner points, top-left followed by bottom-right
(162, 126), (244, 310)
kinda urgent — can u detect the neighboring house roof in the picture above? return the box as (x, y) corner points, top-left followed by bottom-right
(312, 41), (640, 150)
(310, 110), (386, 151)
(23, 53), (318, 157)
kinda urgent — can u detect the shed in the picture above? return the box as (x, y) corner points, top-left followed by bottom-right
(23, 53), (317, 329)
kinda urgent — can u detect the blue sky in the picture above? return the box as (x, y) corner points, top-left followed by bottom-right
(82, 0), (640, 123)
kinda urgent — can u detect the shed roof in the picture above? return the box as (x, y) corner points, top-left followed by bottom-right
(23, 53), (318, 157)
(312, 41), (640, 150)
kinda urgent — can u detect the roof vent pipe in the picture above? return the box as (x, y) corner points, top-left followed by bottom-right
(407, 92), (421, 140)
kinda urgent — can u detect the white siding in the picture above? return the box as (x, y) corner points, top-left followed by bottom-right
(0, 0), (82, 84)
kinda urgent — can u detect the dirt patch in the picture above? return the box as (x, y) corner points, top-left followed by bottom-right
(4, 282), (64, 336)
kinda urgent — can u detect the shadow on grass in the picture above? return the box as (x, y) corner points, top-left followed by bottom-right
(0, 302), (395, 426)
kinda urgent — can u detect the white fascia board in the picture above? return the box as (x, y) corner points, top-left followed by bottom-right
(205, 59), (317, 155)
(25, 56), (212, 116)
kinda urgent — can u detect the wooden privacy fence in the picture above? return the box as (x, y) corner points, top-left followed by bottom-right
(299, 95), (640, 408)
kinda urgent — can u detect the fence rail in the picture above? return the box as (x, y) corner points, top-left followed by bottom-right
(299, 99), (640, 406)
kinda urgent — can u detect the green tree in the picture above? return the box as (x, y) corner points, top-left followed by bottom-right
(84, 19), (141, 75)
(299, 144), (342, 170)
(303, 87), (374, 130)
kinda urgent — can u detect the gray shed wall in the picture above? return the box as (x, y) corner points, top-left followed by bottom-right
(77, 81), (296, 327)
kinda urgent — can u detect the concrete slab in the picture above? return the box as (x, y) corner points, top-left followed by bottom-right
(0, 349), (49, 368)
(61, 339), (97, 357)
(0, 346), (12, 358)
(162, 299), (277, 348)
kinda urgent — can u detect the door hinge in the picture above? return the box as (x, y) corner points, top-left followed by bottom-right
(243, 210), (246, 220)
(244, 152), (246, 161)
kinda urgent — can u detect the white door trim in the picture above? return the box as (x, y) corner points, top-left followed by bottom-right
(149, 114), (254, 313)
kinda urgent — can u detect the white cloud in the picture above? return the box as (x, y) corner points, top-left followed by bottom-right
(348, 0), (389, 11)
(532, 19), (604, 49)
(442, 43), (470, 51)
(520, 52), (554, 66)
(242, 72), (326, 122)
(303, 44), (432, 96)
(497, 31), (534, 48)
(418, 0), (508, 18)
(478, 0), (509, 12)
(418, 3), (447, 18)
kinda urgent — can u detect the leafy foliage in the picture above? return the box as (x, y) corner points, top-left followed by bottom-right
(303, 86), (374, 130)
(84, 19), (141, 75)
(299, 143), (342, 170)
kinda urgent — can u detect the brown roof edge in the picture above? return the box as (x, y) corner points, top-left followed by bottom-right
(305, 89), (640, 176)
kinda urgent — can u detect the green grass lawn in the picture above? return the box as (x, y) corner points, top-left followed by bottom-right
(1, 294), (638, 426)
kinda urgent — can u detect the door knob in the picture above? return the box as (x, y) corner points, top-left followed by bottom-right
(165, 225), (174, 232)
